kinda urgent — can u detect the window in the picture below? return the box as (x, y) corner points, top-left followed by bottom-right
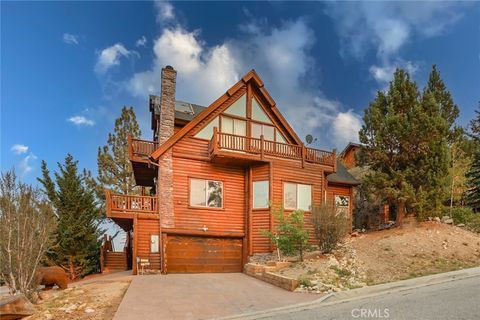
(194, 116), (219, 140)
(221, 116), (246, 136)
(224, 94), (246, 117)
(276, 131), (287, 144)
(253, 181), (269, 209)
(190, 178), (223, 208)
(252, 98), (272, 123)
(251, 123), (275, 141)
(150, 235), (159, 253)
(335, 195), (350, 216)
(283, 183), (312, 211)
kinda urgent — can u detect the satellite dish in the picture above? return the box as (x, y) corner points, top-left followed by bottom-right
(306, 134), (313, 144)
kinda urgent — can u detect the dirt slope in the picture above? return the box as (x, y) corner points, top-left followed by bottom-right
(277, 221), (480, 293)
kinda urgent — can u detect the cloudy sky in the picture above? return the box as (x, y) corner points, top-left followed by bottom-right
(2, 1), (479, 184)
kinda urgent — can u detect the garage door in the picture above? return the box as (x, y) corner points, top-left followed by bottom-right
(166, 236), (243, 273)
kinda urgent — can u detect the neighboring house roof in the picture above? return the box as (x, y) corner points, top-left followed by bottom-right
(150, 69), (304, 161)
(340, 142), (361, 157)
(327, 160), (360, 186)
(174, 100), (206, 122)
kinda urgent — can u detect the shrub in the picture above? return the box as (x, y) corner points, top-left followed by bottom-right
(261, 208), (310, 261)
(312, 205), (349, 253)
(441, 207), (474, 224)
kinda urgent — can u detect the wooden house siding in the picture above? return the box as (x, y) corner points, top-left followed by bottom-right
(272, 159), (324, 244)
(172, 156), (246, 234)
(136, 219), (161, 270)
(251, 163), (271, 253)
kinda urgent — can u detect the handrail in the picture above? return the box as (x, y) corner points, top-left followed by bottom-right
(210, 131), (335, 166)
(105, 189), (158, 215)
(129, 137), (159, 160)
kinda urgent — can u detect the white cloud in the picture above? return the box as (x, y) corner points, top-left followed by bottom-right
(11, 144), (29, 155)
(95, 43), (132, 74)
(63, 33), (79, 45)
(155, 1), (175, 23)
(18, 153), (37, 176)
(126, 5), (361, 150)
(325, 2), (466, 85)
(136, 36), (147, 47)
(370, 60), (419, 85)
(332, 111), (362, 148)
(68, 115), (95, 126)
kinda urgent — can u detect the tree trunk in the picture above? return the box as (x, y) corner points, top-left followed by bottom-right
(396, 200), (405, 226)
(69, 256), (76, 280)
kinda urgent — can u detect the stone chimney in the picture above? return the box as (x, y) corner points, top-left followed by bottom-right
(158, 65), (177, 144)
(158, 65), (176, 228)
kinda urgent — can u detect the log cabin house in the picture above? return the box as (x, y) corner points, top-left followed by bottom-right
(104, 66), (359, 274)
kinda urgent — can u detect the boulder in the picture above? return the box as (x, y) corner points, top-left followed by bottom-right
(37, 266), (68, 290)
(443, 218), (454, 224)
(0, 294), (35, 320)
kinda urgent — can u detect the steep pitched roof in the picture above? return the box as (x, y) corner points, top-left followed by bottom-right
(150, 69), (303, 161)
(327, 160), (360, 186)
(340, 142), (361, 157)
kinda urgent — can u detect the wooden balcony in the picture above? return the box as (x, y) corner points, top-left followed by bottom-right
(105, 189), (159, 225)
(128, 136), (158, 187)
(208, 128), (336, 168)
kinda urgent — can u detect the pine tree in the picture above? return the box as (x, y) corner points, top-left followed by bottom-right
(466, 150), (480, 211)
(87, 106), (142, 201)
(38, 154), (102, 279)
(359, 69), (419, 224)
(359, 68), (453, 223)
(424, 65), (460, 141)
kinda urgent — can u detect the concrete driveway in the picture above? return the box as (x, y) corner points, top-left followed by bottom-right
(113, 273), (318, 320)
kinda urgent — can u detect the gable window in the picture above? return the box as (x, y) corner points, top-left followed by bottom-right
(253, 180), (269, 209)
(194, 116), (219, 140)
(190, 178), (223, 208)
(224, 94), (246, 117)
(221, 116), (246, 136)
(251, 123), (275, 141)
(283, 182), (312, 211)
(252, 98), (272, 123)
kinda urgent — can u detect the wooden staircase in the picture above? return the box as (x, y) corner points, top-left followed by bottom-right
(104, 252), (128, 273)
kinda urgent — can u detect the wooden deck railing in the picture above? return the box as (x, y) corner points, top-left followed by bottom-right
(209, 128), (336, 166)
(105, 189), (158, 216)
(128, 136), (158, 161)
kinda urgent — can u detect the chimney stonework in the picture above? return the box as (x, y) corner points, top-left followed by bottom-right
(158, 66), (176, 228)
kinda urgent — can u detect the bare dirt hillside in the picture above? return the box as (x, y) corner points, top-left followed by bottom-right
(25, 272), (132, 320)
(276, 221), (480, 293)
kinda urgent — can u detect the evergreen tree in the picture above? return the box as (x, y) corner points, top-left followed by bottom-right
(359, 68), (452, 223)
(466, 150), (480, 211)
(424, 65), (460, 141)
(38, 154), (102, 279)
(97, 106), (141, 195)
(359, 69), (419, 224)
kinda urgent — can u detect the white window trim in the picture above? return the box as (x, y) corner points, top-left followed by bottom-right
(284, 182), (312, 211)
(190, 178), (224, 209)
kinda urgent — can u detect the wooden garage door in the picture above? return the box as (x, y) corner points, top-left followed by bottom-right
(166, 236), (243, 273)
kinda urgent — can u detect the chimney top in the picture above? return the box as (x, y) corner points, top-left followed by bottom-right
(165, 65), (174, 70)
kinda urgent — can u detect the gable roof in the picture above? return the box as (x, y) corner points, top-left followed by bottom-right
(150, 69), (303, 161)
(340, 142), (361, 157)
(327, 160), (360, 186)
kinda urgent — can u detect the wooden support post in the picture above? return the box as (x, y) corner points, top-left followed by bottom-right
(133, 215), (138, 275)
(301, 145), (305, 168)
(213, 127), (219, 154)
(260, 135), (264, 160)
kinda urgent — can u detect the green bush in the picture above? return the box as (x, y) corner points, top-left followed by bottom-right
(261, 208), (310, 261)
(441, 207), (474, 224)
(312, 205), (349, 253)
(466, 215), (480, 233)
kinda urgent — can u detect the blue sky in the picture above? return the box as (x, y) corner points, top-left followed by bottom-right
(2, 1), (480, 185)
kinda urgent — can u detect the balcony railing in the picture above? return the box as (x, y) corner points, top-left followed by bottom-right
(105, 189), (158, 216)
(128, 136), (158, 162)
(209, 128), (336, 167)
